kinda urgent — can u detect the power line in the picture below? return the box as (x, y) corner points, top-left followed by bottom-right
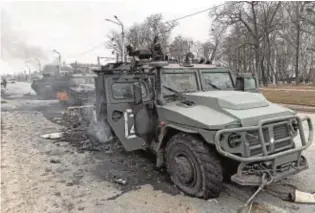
(164, 2), (227, 24)
(64, 3), (227, 59)
(64, 42), (107, 59)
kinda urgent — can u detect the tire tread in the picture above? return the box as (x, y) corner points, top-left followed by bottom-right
(166, 133), (223, 199)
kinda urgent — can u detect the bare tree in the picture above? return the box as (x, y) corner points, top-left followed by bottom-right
(283, 1), (314, 84)
(105, 30), (124, 60)
(107, 13), (177, 58)
(210, 2), (266, 83)
(169, 36), (194, 61)
(210, 1), (315, 86)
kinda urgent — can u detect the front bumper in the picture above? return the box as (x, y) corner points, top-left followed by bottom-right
(215, 115), (313, 185)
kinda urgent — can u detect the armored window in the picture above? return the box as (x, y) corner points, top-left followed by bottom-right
(161, 72), (198, 95)
(112, 82), (147, 99)
(244, 77), (257, 90)
(201, 72), (234, 90)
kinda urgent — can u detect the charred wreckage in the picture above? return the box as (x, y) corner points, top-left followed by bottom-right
(31, 72), (96, 106)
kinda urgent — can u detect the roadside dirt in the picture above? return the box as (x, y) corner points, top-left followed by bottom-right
(261, 89), (315, 106)
(1, 92), (179, 213)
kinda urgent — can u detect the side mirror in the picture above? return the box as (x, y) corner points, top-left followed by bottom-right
(133, 82), (142, 105)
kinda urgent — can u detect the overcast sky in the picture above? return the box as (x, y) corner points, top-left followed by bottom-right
(1, 0), (224, 74)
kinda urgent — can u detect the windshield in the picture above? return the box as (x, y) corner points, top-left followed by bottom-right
(161, 71), (198, 95)
(201, 72), (234, 90)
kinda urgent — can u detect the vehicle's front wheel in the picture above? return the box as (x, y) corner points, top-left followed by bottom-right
(165, 133), (223, 199)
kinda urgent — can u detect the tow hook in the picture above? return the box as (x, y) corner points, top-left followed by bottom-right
(238, 173), (273, 213)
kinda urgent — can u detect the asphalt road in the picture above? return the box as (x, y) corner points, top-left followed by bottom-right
(1, 82), (315, 213)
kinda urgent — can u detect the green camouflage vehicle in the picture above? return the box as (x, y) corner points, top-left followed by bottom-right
(93, 46), (313, 199)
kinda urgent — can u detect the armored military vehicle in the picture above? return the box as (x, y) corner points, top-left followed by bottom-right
(56, 73), (96, 106)
(93, 42), (313, 199)
(31, 73), (70, 99)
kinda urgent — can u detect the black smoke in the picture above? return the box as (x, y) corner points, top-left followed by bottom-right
(1, 9), (47, 61)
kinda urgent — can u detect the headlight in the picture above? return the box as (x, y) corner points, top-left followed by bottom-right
(228, 133), (242, 148)
(290, 119), (299, 134)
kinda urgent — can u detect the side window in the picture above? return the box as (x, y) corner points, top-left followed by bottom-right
(244, 77), (257, 90)
(112, 82), (147, 100)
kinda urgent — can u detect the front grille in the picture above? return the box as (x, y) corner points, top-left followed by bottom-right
(274, 124), (289, 140)
(246, 122), (292, 156)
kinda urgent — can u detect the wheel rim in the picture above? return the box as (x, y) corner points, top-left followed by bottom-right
(172, 152), (198, 188)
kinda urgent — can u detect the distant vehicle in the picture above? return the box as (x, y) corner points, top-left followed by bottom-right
(8, 79), (16, 83)
(57, 74), (96, 106)
(31, 74), (70, 99)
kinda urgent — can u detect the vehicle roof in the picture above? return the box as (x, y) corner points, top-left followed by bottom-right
(163, 63), (223, 69)
(71, 74), (97, 78)
(236, 72), (255, 77)
(93, 61), (231, 75)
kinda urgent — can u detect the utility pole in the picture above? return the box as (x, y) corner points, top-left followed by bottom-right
(105, 15), (125, 63)
(34, 58), (41, 72)
(53, 49), (61, 75)
(24, 62), (31, 82)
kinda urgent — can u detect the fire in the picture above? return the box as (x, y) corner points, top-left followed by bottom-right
(56, 91), (69, 101)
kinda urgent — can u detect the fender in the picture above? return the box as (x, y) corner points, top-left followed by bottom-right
(156, 123), (199, 152)
(153, 123), (201, 168)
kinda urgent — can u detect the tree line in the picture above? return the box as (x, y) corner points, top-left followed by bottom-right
(107, 2), (315, 86)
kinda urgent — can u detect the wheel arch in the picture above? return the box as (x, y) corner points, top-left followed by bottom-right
(158, 124), (215, 150)
(155, 124), (210, 168)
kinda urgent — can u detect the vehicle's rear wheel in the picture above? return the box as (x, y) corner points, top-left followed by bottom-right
(165, 133), (223, 199)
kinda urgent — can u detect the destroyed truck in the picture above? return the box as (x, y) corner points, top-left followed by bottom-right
(31, 74), (70, 99)
(92, 45), (313, 199)
(57, 74), (96, 106)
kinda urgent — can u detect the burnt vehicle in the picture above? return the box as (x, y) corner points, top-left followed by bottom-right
(31, 73), (70, 99)
(92, 41), (313, 199)
(57, 74), (96, 106)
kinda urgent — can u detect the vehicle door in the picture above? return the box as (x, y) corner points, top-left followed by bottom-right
(106, 75), (155, 151)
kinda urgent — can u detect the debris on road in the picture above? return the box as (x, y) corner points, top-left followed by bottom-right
(293, 190), (315, 204)
(78, 206), (85, 211)
(59, 105), (114, 152)
(114, 178), (128, 185)
(66, 182), (74, 187)
(207, 199), (219, 204)
(266, 183), (315, 204)
(50, 159), (61, 164)
(41, 132), (64, 139)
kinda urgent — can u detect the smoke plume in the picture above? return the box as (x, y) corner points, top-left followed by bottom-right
(1, 9), (47, 61)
